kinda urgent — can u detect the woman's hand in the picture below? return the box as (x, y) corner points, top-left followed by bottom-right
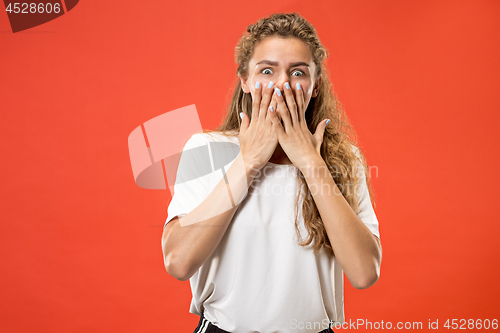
(269, 82), (330, 171)
(239, 81), (279, 172)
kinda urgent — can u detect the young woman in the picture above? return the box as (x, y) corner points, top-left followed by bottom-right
(161, 12), (382, 333)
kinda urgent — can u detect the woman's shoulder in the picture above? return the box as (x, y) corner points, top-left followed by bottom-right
(349, 143), (361, 158)
(192, 131), (240, 167)
(195, 130), (240, 144)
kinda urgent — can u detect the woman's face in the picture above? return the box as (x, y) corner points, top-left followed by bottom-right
(240, 36), (321, 110)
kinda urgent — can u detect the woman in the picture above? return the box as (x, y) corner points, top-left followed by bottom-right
(161, 12), (381, 333)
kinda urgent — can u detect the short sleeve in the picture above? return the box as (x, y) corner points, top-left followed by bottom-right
(352, 146), (380, 239)
(164, 133), (212, 230)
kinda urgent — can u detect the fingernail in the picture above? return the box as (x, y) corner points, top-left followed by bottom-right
(255, 81), (260, 89)
(285, 82), (290, 90)
(240, 112), (243, 120)
(270, 106), (274, 112)
(326, 119), (330, 125)
(296, 83), (301, 90)
(268, 81), (274, 89)
(275, 87), (281, 97)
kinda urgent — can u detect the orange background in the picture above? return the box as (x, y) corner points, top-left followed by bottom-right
(1, 0), (499, 332)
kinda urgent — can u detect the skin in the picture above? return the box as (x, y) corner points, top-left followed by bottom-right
(238, 35), (382, 289)
(239, 36), (322, 165)
(163, 35), (382, 288)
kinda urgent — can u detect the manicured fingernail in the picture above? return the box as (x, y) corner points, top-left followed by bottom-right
(296, 83), (301, 90)
(285, 82), (290, 90)
(326, 119), (331, 125)
(240, 112), (243, 119)
(255, 81), (260, 89)
(275, 87), (281, 97)
(268, 81), (274, 88)
(270, 106), (274, 112)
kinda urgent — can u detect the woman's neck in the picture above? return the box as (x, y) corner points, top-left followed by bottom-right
(268, 143), (292, 165)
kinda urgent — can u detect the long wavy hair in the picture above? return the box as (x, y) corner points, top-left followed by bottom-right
(203, 12), (376, 258)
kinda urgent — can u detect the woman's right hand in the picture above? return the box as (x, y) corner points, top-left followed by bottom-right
(239, 81), (279, 172)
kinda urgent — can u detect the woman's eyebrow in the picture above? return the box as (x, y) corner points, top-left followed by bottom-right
(256, 60), (309, 67)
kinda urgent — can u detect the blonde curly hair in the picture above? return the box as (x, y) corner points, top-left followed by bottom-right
(203, 12), (376, 258)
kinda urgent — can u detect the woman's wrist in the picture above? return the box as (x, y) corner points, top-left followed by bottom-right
(239, 153), (260, 179)
(299, 156), (328, 180)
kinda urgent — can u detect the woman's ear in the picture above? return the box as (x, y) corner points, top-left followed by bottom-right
(239, 75), (250, 94)
(312, 74), (322, 98)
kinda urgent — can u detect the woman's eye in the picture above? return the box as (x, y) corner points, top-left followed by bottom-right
(261, 68), (304, 76)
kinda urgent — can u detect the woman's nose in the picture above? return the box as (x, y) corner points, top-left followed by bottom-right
(274, 80), (287, 92)
(274, 72), (290, 91)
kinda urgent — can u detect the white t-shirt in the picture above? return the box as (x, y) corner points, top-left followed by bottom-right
(164, 132), (380, 333)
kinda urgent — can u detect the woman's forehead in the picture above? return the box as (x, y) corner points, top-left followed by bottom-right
(251, 37), (313, 65)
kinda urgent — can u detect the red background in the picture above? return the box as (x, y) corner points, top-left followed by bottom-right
(1, 0), (499, 332)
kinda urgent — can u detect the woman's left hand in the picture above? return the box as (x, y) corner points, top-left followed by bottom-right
(269, 82), (330, 171)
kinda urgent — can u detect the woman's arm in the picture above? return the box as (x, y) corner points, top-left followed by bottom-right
(162, 153), (259, 281)
(163, 79), (279, 281)
(302, 158), (382, 289)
